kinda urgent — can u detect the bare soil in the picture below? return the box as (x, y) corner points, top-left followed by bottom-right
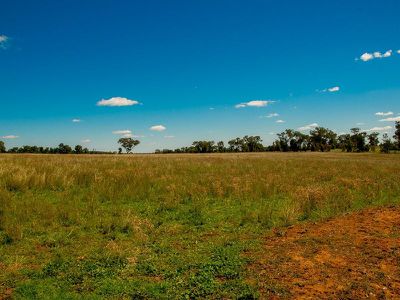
(250, 206), (400, 299)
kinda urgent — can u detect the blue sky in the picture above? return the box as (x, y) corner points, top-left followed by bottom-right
(1, 0), (400, 152)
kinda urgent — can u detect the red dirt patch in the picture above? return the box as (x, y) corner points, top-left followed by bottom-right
(250, 206), (400, 299)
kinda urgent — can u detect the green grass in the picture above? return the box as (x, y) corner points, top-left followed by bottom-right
(1, 153), (400, 299)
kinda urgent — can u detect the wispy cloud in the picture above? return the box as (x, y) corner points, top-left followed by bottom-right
(164, 135), (175, 139)
(366, 126), (392, 132)
(150, 125), (166, 131)
(359, 50), (393, 62)
(276, 119), (285, 123)
(235, 100), (274, 108)
(266, 113), (279, 118)
(97, 97), (139, 107)
(298, 123), (318, 131)
(1, 135), (19, 139)
(81, 139), (91, 143)
(379, 116), (400, 122)
(318, 86), (340, 93)
(72, 118), (81, 123)
(0, 35), (9, 49)
(356, 122), (365, 126)
(112, 130), (132, 135)
(375, 111), (393, 116)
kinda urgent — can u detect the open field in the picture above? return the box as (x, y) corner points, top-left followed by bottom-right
(1, 153), (400, 299)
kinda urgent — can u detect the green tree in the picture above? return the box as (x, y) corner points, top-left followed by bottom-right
(58, 143), (72, 154)
(367, 132), (380, 152)
(380, 133), (393, 154)
(393, 121), (400, 150)
(243, 136), (264, 152)
(0, 141), (5, 153)
(228, 137), (244, 152)
(309, 127), (337, 152)
(74, 145), (83, 154)
(349, 128), (368, 152)
(192, 141), (215, 153)
(118, 138), (140, 153)
(216, 141), (225, 152)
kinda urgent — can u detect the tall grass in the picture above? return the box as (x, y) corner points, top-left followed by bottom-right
(1, 153), (400, 298)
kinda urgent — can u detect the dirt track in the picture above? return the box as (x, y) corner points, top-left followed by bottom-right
(251, 206), (400, 299)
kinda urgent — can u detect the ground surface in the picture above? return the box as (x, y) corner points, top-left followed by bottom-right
(251, 206), (400, 299)
(1, 153), (400, 299)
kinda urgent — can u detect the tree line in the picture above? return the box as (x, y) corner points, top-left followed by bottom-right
(0, 143), (113, 154)
(1, 122), (399, 154)
(156, 122), (400, 154)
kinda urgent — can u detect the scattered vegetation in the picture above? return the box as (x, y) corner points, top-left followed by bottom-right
(1, 153), (400, 298)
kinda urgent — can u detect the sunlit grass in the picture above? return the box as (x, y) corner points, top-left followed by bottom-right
(1, 153), (400, 298)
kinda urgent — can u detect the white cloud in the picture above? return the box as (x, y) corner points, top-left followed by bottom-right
(360, 53), (374, 61)
(375, 111), (393, 116)
(383, 50), (392, 57)
(360, 50), (392, 62)
(266, 113), (279, 118)
(328, 86), (340, 92)
(112, 130), (132, 135)
(72, 118), (81, 123)
(235, 104), (246, 108)
(397, 50), (400, 54)
(1, 135), (19, 139)
(122, 134), (144, 138)
(81, 139), (91, 143)
(235, 100), (274, 108)
(164, 135), (175, 139)
(150, 125), (166, 131)
(379, 116), (400, 122)
(97, 97), (139, 107)
(367, 126), (392, 132)
(319, 86), (340, 93)
(276, 120), (285, 123)
(356, 122), (365, 126)
(298, 123), (318, 131)
(0, 35), (9, 49)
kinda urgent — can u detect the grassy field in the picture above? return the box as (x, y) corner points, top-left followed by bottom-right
(1, 153), (400, 299)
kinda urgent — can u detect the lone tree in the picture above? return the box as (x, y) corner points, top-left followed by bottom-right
(118, 138), (140, 153)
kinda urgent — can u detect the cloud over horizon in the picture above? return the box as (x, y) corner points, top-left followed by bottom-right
(112, 130), (132, 135)
(298, 123), (319, 131)
(375, 112), (393, 116)
(379, 116), (400, 122)
(1, 135), (19, 139)
(97, 97), (139, 107)
(150, 125), (166, 131)
(366, 126), (392, 132)
(235, 100), (274, 108)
